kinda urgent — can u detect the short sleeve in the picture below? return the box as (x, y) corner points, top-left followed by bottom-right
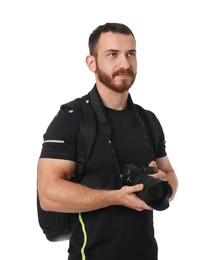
(40, 108), (80, 161)
(147, 110), (167, 159)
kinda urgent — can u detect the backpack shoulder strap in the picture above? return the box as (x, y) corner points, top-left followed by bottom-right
(61, 94), (97, 182)
(134, 104), (160, 158)
(89, 86), (121, 174)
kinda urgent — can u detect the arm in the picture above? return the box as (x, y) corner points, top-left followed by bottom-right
(149, 156), (178, 201)
(38, 158), (152, 213)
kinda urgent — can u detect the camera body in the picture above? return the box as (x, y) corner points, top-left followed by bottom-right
(120, 164), (173, 211)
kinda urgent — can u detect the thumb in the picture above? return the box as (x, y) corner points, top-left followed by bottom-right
(148, 161), (157, 168)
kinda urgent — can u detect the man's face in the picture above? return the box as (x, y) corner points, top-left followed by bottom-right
(94, 32), (137, 93)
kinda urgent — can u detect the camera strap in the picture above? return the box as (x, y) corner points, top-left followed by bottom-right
(89, 87), (122, 176)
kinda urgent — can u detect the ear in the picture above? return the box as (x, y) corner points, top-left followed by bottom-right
(86, 55), (96, 72)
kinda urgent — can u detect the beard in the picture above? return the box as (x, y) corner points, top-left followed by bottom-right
(96, 62), (136, 93)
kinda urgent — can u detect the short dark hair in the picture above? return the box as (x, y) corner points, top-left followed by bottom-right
(88, 23), (135, 56)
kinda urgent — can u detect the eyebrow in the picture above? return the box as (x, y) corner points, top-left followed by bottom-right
(105, 49), (136, 54)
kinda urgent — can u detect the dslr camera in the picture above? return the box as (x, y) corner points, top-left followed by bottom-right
(120, 164), (173, 211)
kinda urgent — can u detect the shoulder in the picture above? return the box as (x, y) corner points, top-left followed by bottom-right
(61, 94), (92, 117)
(61, 93), (89, 108)
(51, 93), (96, 134)
(44, 95), (90, 134)
(134, 104), (160, 126)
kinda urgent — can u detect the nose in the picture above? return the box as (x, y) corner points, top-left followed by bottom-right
(118, 54), (130, 69)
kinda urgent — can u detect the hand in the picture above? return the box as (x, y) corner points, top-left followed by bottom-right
(148, 161), (166, 180)
(116, 184), (153, 211)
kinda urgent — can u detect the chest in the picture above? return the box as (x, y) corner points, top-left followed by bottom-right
(108, 108), (155, 165)
(82, 109), (155, 189)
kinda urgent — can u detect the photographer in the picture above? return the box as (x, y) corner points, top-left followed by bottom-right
(38, 23), (178, 260)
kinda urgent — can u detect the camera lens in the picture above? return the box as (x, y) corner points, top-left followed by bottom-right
(121, 164), (172, 210)
(148, 185), (163, 204)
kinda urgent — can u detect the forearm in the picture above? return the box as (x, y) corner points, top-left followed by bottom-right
(155, 156), (178, 202)
(166, 170), (178, 202)
(39, 179), (118, 213)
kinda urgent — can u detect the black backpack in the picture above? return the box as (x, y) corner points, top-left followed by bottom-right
(37, 86), (160, 242)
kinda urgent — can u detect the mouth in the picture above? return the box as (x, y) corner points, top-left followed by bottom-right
(119, 72), (130, 76)
(117, 74), (131, 80)
(114, 70), (133, 78)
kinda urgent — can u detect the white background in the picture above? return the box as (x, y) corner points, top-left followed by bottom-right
(1, 0), (215, 259)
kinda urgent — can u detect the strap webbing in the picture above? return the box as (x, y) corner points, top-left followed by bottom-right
(89, 87), (121, 175)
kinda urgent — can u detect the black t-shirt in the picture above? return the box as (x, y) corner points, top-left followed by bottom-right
(40, 97), (167, 260)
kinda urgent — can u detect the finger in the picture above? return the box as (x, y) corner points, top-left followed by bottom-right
(130, 183), (144, 192)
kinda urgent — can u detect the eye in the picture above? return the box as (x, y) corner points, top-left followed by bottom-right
(128, 51), (136, 57)
(108, 52), (117, 57)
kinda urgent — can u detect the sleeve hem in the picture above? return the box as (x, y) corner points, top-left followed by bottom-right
(40, 152), (76, 161)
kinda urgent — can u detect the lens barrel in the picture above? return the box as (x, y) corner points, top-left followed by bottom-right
(136, 178), (172, 210)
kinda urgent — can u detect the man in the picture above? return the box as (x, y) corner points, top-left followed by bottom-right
(38, 23), (178, 260)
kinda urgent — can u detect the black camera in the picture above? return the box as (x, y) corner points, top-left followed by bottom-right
(120, 164), (173, 211)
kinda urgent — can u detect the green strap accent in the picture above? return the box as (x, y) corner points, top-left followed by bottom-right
(78, 213), (87, 260)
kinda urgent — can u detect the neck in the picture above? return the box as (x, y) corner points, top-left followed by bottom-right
(96, 84), (129, 110)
